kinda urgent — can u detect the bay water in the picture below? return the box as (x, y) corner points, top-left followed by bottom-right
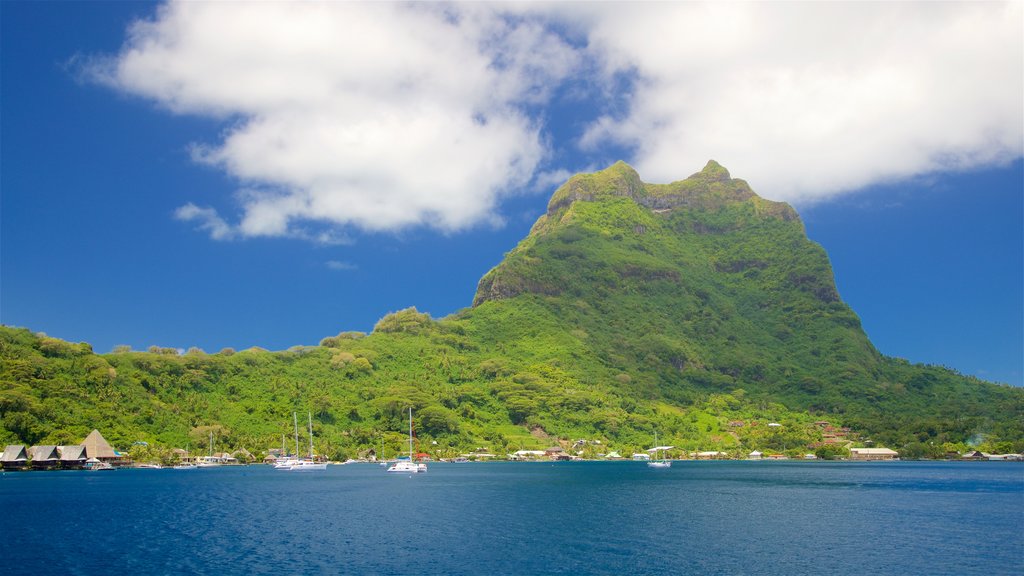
(2, 461), (1021, 575)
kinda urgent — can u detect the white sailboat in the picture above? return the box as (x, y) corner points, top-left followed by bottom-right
(279, 412), (327, 471)
(273, 414), (302, 470)
(196, 432), (223, 467)
(379, 437), (391, 467)
(647, 432), (672, 468)
(387, 407), (427, 473)
(290, 412), (328, 471)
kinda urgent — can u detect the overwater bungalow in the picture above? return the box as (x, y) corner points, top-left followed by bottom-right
(28, 445), (59, 470)
(2, 445), (28, 470)
(58, 445), (87, 469)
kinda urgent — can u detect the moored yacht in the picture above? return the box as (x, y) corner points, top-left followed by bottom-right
(387, 408), (427, 474)
(647, 432), (672, 468)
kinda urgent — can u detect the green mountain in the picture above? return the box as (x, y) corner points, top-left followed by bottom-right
(2, 161), (1021, 460)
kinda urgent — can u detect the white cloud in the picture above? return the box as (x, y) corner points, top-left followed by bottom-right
(96, 2), (1022, 241)
(91, 1), (579, 239)
(325, 260), (356, 272)
(577, 1), (1023, 203)
(174, 203), (233, 240)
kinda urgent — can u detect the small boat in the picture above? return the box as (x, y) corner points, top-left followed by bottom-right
(647, 432), (672, 469)
(84, 457), (114, 471)
(135, 463), (162, 469)
(387, 408), (427, 474)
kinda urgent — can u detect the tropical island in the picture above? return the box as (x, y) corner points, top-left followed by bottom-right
(2, 162), (1021, 465)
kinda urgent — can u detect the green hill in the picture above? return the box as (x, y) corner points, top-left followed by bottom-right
(2, 161), (1021, 460)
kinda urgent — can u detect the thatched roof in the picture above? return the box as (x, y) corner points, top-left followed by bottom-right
(81, 429), (118, 459)
(29, 445), (59, 461)
(58, 445), (87, 461)
(2, 445), (27, 462)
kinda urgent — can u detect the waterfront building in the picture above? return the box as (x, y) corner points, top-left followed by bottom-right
(849, 447), (899, 461)
(81, 429), (127, 466)
(1, 445), (28, 470)
(28, 445), (59, 470)
(58, 445), (87, 469)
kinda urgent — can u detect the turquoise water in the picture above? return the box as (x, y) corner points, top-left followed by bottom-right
(2, 461), (1021, 575)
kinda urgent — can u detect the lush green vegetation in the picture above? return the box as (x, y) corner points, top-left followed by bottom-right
(2, 161), (1021, 460)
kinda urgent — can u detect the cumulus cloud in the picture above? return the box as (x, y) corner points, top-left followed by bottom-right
(94, 2), (1022, 241)
(578, 1), (1023, 203)
(174, 203), (233, 240)
(90, 2), (579, 240)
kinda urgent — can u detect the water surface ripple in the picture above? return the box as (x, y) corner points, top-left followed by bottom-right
(2, 461), (1021, 575)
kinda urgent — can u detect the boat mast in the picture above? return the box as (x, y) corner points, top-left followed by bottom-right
(408, 407), (414, 460)
(307, 412), (314, 460)
(209, 431), (213, 457)
(293, 412), (299, 457)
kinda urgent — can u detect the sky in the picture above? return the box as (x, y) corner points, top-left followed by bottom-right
(1, 1), (1021, 386)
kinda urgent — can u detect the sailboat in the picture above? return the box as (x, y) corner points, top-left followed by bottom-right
(647, 432), (672, 468)
(286, 412), (328, 471)
(379, 436), (391, 467)
(273, 414), (302, 470)
(386, 407), (427, 473)
(196, 431), (223, 467)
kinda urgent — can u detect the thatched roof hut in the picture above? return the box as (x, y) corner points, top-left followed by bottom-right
(58, 445), (87, 468)
(81, 430), (121, 460)
(29, 445), (59, 462)
(2, 445), (28, 469)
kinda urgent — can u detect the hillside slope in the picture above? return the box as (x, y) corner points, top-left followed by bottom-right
(2, 162), (1021, 459)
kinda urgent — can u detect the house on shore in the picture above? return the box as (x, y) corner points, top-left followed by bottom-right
(509, 450), (546, 461)
(172, 448), (195, 465)
(849, 447), (899, 461)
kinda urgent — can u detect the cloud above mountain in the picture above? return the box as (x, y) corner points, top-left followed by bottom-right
(88, 1), (1022, 240)
(578, 1), (1023, 204)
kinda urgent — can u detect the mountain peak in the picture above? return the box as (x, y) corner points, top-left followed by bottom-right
(546, 161), (644, 215)
(544, 161), (794, 221)
(696, 159), (730, 181)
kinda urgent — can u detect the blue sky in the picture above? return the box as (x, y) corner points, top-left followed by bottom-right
(2, 1), (1021, 386)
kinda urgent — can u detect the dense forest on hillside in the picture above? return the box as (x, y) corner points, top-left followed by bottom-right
(2, 162), (1021, 461)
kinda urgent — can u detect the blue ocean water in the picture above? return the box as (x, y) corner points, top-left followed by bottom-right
(2, 461), (1021, 575)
